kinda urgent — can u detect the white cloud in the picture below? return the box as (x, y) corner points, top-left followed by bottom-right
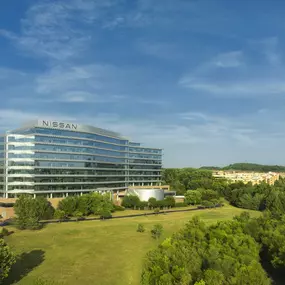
(179, 43), (285, 97)
(136, 40), (180, 60)
(0, 109), (75, 131)
(0, 0), (121, 61)
(179, 78), (285, 96)
(213, 51), (243, 68)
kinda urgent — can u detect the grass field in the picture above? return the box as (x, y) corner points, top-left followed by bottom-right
(3, 205), (261, 285)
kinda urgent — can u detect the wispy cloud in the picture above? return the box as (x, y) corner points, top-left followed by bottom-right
(179, 40), (285, 98)
(0, 0), (122, 61)
(212, 51), (243, 68)
(250, 37), (281, 66)
(136, 40), (181, 60)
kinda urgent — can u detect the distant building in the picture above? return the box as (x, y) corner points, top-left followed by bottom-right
(0, 119), (162, 198)
(213, 170), (280, 185)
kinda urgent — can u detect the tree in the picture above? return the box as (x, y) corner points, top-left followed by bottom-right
(141, 216), (270, 285)
(200, 189), (219, 201)
(77, 194), (94, 216)
(203, 269), (225, 285)
(73, 210), (84, 221)
(99, 210), (112, 220)
(151, 224), (163, 239)
(57, 196), (78, 216)
(163, 196), (175, 208)
(121, 195), (140, 209)
(148, 197), (158, 209)
(54, 209), (67, 221)
(14, 195), (53, 230)
(34, 196), (55, 220)
(0, 239), (16, 282)
(185, 190), (202, 205)
(154, 208), (160, 215)
(235, 261), (271, 285)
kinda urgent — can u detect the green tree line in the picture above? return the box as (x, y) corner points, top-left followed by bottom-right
(200, 163), (285, 172)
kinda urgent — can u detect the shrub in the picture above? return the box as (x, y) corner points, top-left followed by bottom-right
(197, 205), (206, 209)
(154, 208), (160, 215)
(100, 210), (112, 220)
(14, 195), (50, 230)
(211, 199), (219, 206)
(164, 196), (175, 208)
(137, 223), (145, 232)
(114, 205), (125, 211)
(175, 202), (187, 207)
(121, 195), (141, 209)
(54, 209), (67, 221)
(201, 200), (214, 208)
(34, 197), (55, 220)
(151, 224), (163, 239)
(0, 239), (16, 282)
(77, 194), (94, 216)
(0, 227), (9, 237)
(148, 197), (158, 208)
(139, 201), (148, 210)
(73, 210), (84, 221)
(57, 196), (78, 216)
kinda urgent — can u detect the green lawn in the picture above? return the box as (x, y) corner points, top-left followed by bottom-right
(3, 205), (260, 285)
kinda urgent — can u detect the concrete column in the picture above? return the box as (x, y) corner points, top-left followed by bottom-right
(5, 192), (8, 199)
(33, 194), (36, 198)
(50, 193), (53, 198)
(80, 192), (83, 196)
(151, 182), (153, 186)
(117, 190), (119, 201)
(66, 192), (69, 197)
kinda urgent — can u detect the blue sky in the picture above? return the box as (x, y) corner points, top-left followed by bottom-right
(0, 0), (285, 167)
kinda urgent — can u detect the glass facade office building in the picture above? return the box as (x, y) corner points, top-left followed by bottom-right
(0, 120), (162, 198)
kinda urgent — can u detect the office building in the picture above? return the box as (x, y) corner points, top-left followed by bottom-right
(0, 120), (162, 198)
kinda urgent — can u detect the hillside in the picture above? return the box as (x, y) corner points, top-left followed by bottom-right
(200, 163), (285, 172)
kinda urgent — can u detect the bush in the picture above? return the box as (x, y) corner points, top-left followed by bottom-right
(148, 197), (158, 208)
(210, 199), (219, 206)
(201, 200), (214, 208)
(0, 239), (16, 282)
(164, 196), (175, 208)
(0, 227), (9, 237)
(34, 197), (55, 220)
(14, 195), (52, 230)
(114, 205), (125, 211)
(73, 210), (84, 221)
(175, 202), (187, 207)
(154, 208), (160, 215)
(121, 195), (141, 209)
(197, 205), (206, 209)
(137, 223), (145, 232)
(100, 210), (112, 220)
(139, 201), (148, 210)
(54, 209), (67, 221)
(58, 196), (78, 216)
(151, 224), (163, 239)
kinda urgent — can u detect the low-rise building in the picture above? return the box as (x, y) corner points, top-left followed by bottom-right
(213, 170), (280, 185)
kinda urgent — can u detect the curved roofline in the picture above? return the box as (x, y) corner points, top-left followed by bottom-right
(12, 119), (126, 140)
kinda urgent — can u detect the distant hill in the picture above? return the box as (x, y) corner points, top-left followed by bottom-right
(200, 163), (285, 172)
(199, 166), (222, 170)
